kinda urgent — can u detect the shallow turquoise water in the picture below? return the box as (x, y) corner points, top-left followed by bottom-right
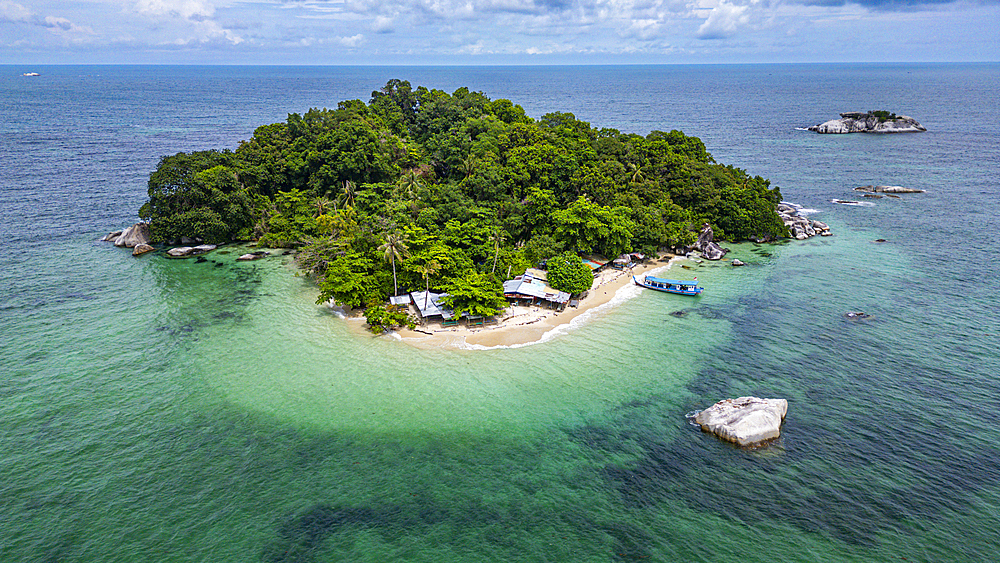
(2, 64), (999, 561)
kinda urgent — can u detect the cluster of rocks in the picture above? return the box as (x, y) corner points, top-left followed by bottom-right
(693, 396), (788, 447)
(101, 223), (154, 256)
(808, 111), (926, 134)
(778, 203), (832, 240)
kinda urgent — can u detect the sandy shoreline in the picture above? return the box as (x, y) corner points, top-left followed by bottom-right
(393, 254), (683, 349)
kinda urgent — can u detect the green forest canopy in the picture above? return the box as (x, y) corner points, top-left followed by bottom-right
(139, 80), (787, 313)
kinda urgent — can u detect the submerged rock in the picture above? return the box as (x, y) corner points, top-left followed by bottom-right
(845, 311), (872, 320)
(132, 243), (155, 256)
(237, 251), (269, 261)
(694, 397), (788, 447)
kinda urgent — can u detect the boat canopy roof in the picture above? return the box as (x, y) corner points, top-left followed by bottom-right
(646, 276), (699, 286)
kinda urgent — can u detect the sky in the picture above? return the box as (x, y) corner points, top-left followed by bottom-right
(2, 0), (998, 64)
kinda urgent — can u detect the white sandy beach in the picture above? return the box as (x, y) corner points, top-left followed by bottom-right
(391, 254), (683, 349)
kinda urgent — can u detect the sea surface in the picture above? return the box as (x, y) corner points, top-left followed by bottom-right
(2, 64), (999, 562)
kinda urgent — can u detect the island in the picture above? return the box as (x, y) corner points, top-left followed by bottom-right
(129, 80), (794, 341)
(808, 111), (926, 134)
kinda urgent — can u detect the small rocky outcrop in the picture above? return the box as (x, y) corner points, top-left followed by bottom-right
(731, 259), (745, 267)
(808, 111), (926, 134)
(108, 223), (151, 248)
(693, 397), (788, 447)
(132, 244), (155, 256)
(854, 185), (926, 194)
(237, 251), (269, 261)
(777, 203), (832, 240)
(694, 223), (729, 260)
(166, 244), (217, 258)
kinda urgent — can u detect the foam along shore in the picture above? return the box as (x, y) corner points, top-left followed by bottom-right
(393, 254), (683, 350)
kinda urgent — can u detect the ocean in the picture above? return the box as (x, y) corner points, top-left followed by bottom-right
(1, 63), (998, 562)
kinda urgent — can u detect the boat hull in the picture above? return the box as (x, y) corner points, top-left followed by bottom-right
(633, 276), (703, 296)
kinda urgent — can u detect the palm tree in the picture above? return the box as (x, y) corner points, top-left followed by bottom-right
(395, 170), (423, 205)
(489, 228), (505, 274)
(313, 196), (334, 217)
(379, 232), (410, 296)
(340, 180), (356, 209)
(460, 156), (478, 180)
(414, 259), (441, 310)
(627, 162), (644, 184)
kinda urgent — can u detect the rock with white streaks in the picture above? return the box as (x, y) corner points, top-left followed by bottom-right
(694, 397), (788, 447)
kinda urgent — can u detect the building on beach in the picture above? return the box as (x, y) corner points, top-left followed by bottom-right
(502, 275), (571, 311)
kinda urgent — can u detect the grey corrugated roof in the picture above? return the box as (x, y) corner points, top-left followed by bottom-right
(409, 290), (460, 319)
(389, 295), (411, 306)
(502, 277), (571, 304)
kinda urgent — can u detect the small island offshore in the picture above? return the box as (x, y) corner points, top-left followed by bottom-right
(808, 110), (926, 134)
(118, 80), (802, 344)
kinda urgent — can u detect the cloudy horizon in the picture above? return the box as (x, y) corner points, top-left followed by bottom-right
(2, 0), (998, 64)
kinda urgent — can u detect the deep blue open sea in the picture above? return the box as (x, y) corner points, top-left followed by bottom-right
(2, 64), (999, 562)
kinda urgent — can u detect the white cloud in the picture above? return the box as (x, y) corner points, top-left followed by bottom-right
(696, 0), (749, 38)
(0, 0), (32, 21)
(371, 14), (394, 31)
(339, 32), (363, 45)
(130, 0), (244, 44)
(134, 0), (216, 19)
(0, 0), (94, 36)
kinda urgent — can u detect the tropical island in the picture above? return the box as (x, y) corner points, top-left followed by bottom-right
(132, 80), (790, 341)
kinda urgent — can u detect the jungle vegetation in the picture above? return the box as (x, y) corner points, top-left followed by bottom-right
(139, 80), (787, 322)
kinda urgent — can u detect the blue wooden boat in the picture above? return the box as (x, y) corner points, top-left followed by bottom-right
(633, 275), (703, 296)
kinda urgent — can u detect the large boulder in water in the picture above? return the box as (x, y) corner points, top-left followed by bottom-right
(694, 397), (788, 447)
(694, 223), (729, 260)
(701, 241), (728, 260)
(112, 223), (151, 248)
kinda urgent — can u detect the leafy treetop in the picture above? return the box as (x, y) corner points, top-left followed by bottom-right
(140, 80), (787, 315)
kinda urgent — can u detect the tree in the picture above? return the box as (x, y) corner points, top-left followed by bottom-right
(364, 304), (415, 334)
(340, 180), (357, 208)
(316, 252), (387, 309)
(546, 252), (593, 294)
(551, 196), (636, 258)
(313, 196), (334, 217)
(379, 231), (410, 296)
(413, 259), (442, 310)
(140, 154), (254, 243)
(488, 228), (506, 274)
(442, 271), (507, 319)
